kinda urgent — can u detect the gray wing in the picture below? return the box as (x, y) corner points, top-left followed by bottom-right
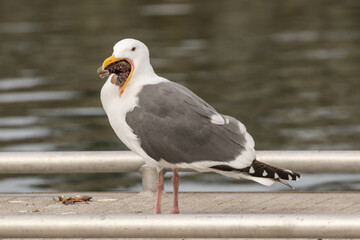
(125, 81), (251, 165)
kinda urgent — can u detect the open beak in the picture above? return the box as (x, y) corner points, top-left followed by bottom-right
(102, 55), (121, 70)
(101, 55), (135, 96)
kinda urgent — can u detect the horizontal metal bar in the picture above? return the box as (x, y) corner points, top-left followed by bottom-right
(0, 150), (359, 174)
(0, 214), (359, 238)
(0, 151), (143, 173)
(256, 150), (360, 173)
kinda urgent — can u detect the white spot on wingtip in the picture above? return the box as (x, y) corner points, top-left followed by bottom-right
(249, 166), (255, 174)
(296, 176), (300, 181)
(274, 173), (279, 179)
(262, 170), (268, 176)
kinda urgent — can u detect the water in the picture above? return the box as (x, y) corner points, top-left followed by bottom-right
(0, 0), (359, 192)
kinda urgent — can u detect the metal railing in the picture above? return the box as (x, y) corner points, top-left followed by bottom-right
(0, 214), (359, 238)
(0, 150), (360, 191)
(1, 150), (360, 238)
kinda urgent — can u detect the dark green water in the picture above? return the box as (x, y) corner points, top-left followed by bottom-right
(0, 0), (359, 192)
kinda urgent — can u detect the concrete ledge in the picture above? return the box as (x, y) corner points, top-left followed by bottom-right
(1, 192), (359, 215)
(1, 192), (360, 238)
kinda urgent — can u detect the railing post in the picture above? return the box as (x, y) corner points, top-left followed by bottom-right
(139, 164), (158, 192)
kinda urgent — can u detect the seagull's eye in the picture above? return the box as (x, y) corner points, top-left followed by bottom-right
(131, 47), (136, 51)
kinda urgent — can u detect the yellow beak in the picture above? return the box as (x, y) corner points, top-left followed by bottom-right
(102, 55), (123, 69)
(101, 55), (135, 96)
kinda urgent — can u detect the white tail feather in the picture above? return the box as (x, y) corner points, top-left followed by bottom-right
(238, 173), (276, 186)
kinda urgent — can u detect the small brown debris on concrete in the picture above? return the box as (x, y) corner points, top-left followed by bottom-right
(58, 195), (92, 205)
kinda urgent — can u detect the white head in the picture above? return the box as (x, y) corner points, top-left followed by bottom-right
(112, 38), (151, 69)
(99, 38), (154, 95)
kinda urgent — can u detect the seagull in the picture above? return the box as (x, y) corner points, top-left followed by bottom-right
(98, 38), (301, 214)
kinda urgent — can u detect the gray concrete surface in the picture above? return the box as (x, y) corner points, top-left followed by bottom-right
(1, 192), (359, 215)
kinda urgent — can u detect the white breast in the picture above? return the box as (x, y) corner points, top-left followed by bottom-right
(100, 74), (166, 167)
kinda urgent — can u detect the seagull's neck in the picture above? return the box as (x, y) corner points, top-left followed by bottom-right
(101, 61), (166, 110)
(128, 62), (159, 87)
(134, 61), (155, 76)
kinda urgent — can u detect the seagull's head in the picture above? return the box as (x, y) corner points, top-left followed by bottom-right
(97, 38), (152, 95)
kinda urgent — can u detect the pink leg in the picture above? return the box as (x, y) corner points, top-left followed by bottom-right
(154, 170), (164, 214)
(171, 168), (180, 214)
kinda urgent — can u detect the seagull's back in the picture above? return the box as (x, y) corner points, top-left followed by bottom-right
(125, 81), (255, 169)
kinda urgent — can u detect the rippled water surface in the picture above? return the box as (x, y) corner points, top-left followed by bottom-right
(0, 0), (359, 192)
